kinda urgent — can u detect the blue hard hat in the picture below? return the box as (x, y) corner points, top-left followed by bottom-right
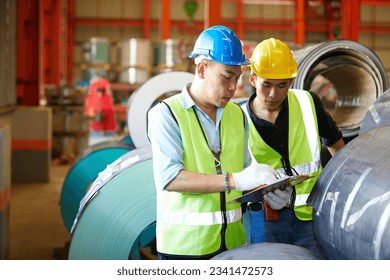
(188, 25), (250, 66)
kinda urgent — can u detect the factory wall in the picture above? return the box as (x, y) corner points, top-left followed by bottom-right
(70, 0), (390, 84)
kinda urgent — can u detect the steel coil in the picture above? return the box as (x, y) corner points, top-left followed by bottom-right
(60, 140), (134, 232)
(211, 242), (322, 260)
(292, 40), (389, 139)
(126, 71), (194, 148)
(68, 146), (155, 260)
(359, 88), (390, 134)
(308, 126), (390, 259)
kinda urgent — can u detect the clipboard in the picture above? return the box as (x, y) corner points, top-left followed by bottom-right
(228, 175), (313, 204)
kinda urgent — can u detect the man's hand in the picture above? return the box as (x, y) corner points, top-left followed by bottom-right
(232, 162), (277, 191)
(263, 186), (293, 210)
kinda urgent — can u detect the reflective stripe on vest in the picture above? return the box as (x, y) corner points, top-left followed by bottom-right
(295, 193), (310, 207)
(158, 208), (242, 226)
(294, 89), (321, 167)
(276, 160), (320, 178)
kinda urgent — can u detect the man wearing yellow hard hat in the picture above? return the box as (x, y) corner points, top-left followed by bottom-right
(242, 38), (345, 257)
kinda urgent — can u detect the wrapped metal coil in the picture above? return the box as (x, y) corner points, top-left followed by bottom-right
(211, 242), (322, 260)
(60, 140), (134, 232)
(308, 126), (390, 259)
(156, 39), (189, 70)
(292, 40), (389, 139)
(68, 145), (156, 260)
(127, 71), (194, 148)
(359, 88), (390, 134)
(82, 37), (110, 64)
(117, 38), (152, 84)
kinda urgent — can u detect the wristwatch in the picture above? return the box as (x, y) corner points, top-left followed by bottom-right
(223, 172), (230, 193)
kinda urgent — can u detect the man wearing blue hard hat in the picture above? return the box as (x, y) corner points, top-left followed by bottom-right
(147, 25), (278, 260)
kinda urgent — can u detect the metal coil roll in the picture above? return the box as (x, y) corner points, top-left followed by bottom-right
(212, 242), (322, 260)
(292, 40), (389, 139)
(308, 126), (390, 259)
(117, 38), (152, 84)
(359, 88), (390, 134)
(68, 146), (155, 260)
(126, 71), (194, 148)
(60, 140), (134, 232)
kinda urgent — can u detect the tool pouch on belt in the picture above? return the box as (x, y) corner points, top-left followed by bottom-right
(249, 202), (265, 243)
(264, 201), (279, 221)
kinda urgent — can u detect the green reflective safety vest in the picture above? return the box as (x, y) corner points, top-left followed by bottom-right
(243, 89), (322, 221)
(157, 94), (246, 256)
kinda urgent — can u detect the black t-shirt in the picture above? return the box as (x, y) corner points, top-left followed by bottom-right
(245, 90), (343, 162)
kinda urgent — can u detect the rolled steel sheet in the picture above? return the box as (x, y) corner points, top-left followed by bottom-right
(118, 68), (150, 85)
(117, 39), (152, 84)
(117, 39), (152, 67)
(60, 140), (134, 232)
(359, 88), (390, 134)
(68, 145), (155, 260)
(308, 126), (390, 259)
(156, 39), (189, 69)
(211, 243), (322, 260)
(126, 71), (194, 148)
(292, 40), (389, 139)
(82, 37), (110, 64)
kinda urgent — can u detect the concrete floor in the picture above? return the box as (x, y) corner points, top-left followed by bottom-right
(8, 162), (72, 260)
(7, 132), (122, 260)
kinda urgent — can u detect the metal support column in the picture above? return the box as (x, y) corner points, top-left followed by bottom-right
(143, 0), (150, 39)
(161, 0), (170, 39)
(67, 0), (74, 85)
(17, 0), (39, 105)
(237, 0), (244, 39)
(295, 0), (305, 46)
(341, 0), (360, 41)
(205, 0), (221, 28)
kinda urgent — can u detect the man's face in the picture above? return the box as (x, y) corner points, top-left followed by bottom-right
(201, 60), (242, 108)
(249, 73), (293, 111)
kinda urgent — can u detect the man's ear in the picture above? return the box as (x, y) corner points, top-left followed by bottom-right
(249, 73), (257, 87)
(197, 61), (207, 79)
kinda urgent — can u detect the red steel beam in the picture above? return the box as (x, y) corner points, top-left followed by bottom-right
(225, 18), (295, 29)
(237, 0), (244, 39)
(74, 17), (205, 29)
(67, 0), (74, 85)
(74, 18), (145, 27)
(40, 0), (51, 85)
(350, 0), (360, 41)
(359, 25), (390, 33)
(205, 0), (222, 28)
(53, 0), (60, 85)
(340, 0), (360, 41)
(17, 0), (39, 105)
(143, 0), (150, 39)
(40, 0), (64, 87)
(361, 0), (390, 5)
(295, 0), (305, 46)
(161, 0), (170, 39)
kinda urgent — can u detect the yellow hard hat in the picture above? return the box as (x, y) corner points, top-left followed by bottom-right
(250, 38), (298, 79)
